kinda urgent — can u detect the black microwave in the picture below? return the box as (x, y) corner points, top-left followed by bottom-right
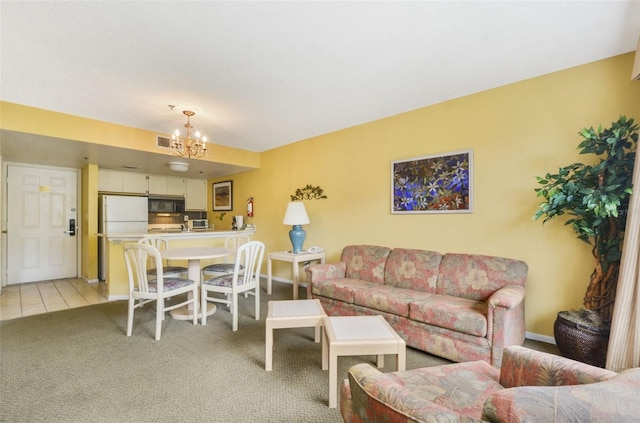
(148, 198), (185, 213)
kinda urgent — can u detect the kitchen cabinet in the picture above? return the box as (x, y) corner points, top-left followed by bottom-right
(98, 170), (147, 194)
(185, 178), (207, 210)
(167, 177), (185, 196)
(148, 175), (185, 196)
(123, 173), (148, 194)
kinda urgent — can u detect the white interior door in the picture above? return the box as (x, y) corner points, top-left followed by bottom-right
(6, 165), (78, 284)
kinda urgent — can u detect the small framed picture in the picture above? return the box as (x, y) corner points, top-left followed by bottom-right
(212, 180), (233, 211)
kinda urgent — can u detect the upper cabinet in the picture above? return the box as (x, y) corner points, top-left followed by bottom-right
(123, 173), (149, 194)
(167, 177), (185, 196)
(185, 178), (207, 211)
(99, 170), (205, 209)
(148, 175), (185, 196)
(98, 170), (147, 194)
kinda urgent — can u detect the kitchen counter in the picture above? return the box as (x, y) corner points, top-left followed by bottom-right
(99, 229), (255, 299)
(98, 228), (254, 240)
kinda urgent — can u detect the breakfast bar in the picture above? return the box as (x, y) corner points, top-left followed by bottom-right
(98, 229), (254, 299)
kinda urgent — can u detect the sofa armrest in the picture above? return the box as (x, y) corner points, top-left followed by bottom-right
(499, 345), (617, 388)
(304, 262), (346, 298)
(344, 363), (469, 423)
(488, 285), (525, 310)
(486, 286), (526, 367)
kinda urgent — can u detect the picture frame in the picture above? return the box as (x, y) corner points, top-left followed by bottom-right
(391, 149), (473, 214)
(212, 180), (233, 211)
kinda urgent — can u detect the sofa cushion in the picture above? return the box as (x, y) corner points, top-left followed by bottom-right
(384, 248), (442, 293)
(482, 368), (640, 423)
(350, 360), (503, 421)
(311, 278), (377, 303)
(352, 285), (433, 317)
(437, 253), (528, 301)
(409, 294), (488, 337)
(341, 245), (391, 285)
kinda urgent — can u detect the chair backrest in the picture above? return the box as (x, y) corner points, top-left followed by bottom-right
(139, 236), (172, 268)
(124, 243), (165, 294)
(139, 235), (170, 251)
(232, 241), (265, 287)
(222, 235), (252, 263)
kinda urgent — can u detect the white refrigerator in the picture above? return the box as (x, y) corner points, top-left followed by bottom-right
(99, 195), (148, 281)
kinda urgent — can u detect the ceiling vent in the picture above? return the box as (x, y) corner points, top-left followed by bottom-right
(156, 135), (171, 149)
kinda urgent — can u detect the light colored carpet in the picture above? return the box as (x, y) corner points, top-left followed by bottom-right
(0, 281), (556, 422)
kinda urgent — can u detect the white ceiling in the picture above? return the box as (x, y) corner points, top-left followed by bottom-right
(1, 1), (639, 178)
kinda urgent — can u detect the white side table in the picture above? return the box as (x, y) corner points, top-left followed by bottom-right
(265, 299), (326, 371)
(322, 315), (406, 408)
(267, 251), (326, 300)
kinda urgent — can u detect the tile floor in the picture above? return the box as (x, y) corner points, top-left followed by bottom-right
(0, 278), (109, 321)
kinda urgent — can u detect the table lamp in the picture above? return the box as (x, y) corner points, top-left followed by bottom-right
(282, 201), (310, 253)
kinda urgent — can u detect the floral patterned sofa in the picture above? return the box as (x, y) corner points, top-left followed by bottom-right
(305, 245), (528, 367)
(340, 345), (640, 422)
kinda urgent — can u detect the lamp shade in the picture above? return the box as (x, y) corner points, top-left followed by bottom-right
(282, 202), (310, 225)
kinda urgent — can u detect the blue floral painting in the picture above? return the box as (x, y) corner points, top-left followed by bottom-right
(391, 150), (473, 213)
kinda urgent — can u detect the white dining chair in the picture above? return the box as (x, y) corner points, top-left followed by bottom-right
(124, 243), (198, 340)
(138, 236), (188, 278)
(202, 235), (251, 277)
(200, 240), (265, 331)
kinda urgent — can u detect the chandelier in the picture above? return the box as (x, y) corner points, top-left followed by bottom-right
(170, 110), (208, 158)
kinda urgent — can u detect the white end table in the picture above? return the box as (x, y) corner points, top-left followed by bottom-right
(322, 315), (406, 408)
(267, 251), (326, 300)
(265, 299), (326, 371)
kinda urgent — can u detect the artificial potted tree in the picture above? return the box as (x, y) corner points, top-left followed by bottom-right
(534, 116), (638, 367)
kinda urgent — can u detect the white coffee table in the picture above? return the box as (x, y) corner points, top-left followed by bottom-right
(265, 299), (327, 371)
(322, 315), (406, 408)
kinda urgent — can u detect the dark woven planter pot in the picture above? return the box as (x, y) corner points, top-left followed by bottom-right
(554, 312), (609, 368)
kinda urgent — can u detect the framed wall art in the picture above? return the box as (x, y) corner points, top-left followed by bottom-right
(391, 149), (473, 214)
(212, 180), (233, 211)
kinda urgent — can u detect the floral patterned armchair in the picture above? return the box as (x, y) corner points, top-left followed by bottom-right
(341, 345), (640, 422)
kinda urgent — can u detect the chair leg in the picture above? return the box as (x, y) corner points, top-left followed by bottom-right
(254, 286), (260, 321)
(192, 288), (198, 326)
(155, 299), (163, 341)
(232, 292), (239, 331)
(201, 287), (208, 326)
(126, 297), (135, 337)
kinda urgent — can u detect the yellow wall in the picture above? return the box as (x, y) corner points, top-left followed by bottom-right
(219, 53), (640, 337)
(0, 102), (261, 169)
(2, 53), (638, 337)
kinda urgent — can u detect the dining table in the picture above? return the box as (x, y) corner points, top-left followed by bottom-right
(161, 246), (231, 321)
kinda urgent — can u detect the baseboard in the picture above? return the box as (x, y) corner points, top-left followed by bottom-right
(525, 331), (556, 345)
(108, 295), (128, 301)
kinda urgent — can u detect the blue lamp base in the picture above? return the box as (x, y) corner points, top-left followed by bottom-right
(289, 225), (306, 254)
